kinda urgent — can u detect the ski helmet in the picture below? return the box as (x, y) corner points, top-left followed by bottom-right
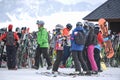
(94, 24), (100, 34)
(66, 23), (72, 30)
(88, 23), (95, 29)
(55, 24), (64, 29)
(76, 22), (83, 27)
(36, 20), (45, 25)
(94, 24), (99, 30)
(84, 21), (89, 30)
(16, 27), (21, 33)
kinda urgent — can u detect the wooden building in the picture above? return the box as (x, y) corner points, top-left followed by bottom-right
(83, 0), (120, 33)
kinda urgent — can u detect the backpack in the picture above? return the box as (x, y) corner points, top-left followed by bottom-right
(6, 32), (15, 46)
(74, 30), (85, 45)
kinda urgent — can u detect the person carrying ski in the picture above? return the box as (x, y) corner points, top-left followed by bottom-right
(94, 24), (111, 72)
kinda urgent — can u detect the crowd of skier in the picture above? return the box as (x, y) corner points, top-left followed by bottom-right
(0, 20), (120, 76)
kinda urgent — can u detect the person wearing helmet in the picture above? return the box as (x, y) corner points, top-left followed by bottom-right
(49, 24), (64, 62)
(0, 24), (19, 70)
(94, 24), (110, 72)
(15, 27), (22, 52)
(76, 22), (83, 27)
(16, 27), (22, 39)
(52, 24), (65, 75)
(55, 24), (64, 34)
(60, 23), (72, 68)
(62, 23), (72, 36)
(94, 25), (103, 72)
(32, 20), (52, 70)
(70, 22), (91, 75)
(85, 22), (98, 74)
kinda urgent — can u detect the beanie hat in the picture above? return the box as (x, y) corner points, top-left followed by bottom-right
(8, 24), (13, 30)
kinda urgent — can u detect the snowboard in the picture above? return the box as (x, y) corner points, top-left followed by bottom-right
(98, 18), (114, 58)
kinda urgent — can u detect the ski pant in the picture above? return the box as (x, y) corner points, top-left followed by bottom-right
(87, 45), (98, 71)
(82, 48), (91, 70)
(0, 55), (1, 67)
(49, 47), (54, 62)
(34, 46), (52, 68)
(72, 50), (89, 72)
(6, 45), (17, 69)
(0, 46), (4, 67)
(61, 45), (71, 66)
(94, 48), (101, 70)
(49, 47), (54, 56)
(52, 50), (63, 71)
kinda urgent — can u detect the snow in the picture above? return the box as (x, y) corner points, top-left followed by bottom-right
(0, 67), (120, 80)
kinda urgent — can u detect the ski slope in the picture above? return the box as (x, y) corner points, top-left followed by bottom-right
(0, 67), (120, 80)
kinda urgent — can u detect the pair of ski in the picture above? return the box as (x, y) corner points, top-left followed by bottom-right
(36, 72), (97, 77)
(36, 72), (69, 77)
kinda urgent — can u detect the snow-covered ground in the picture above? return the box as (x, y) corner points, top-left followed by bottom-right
(0, 67), (120, 80)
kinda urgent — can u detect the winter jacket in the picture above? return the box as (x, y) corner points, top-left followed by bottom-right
(55, 34), (64, 50)
(97, 32), (104, 45)
(0, 31), (19, 46)
(70, 26), (85, 51)
(95, 32), (109, 50)
(62, 28), (70, 36)
(37, 27), (49, 48)
(62, 28), (71, 46)
(85, 29), (97, 46)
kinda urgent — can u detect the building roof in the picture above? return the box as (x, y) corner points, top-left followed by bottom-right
(83, 0), (120, 21)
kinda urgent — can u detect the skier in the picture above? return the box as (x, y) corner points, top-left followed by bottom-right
(60, 23), (72, 68)
(0, 24), (19, 70)
(85, 23), (98, 74)
(70, 22), (91, 75)
(52, 24), (65, 75)
(94, 24), (103, 72)
(32, 20), (52, 70)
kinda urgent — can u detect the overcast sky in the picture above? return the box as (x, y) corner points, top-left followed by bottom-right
(54, 0), (107, 5)
(0, 0), (108, 32)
